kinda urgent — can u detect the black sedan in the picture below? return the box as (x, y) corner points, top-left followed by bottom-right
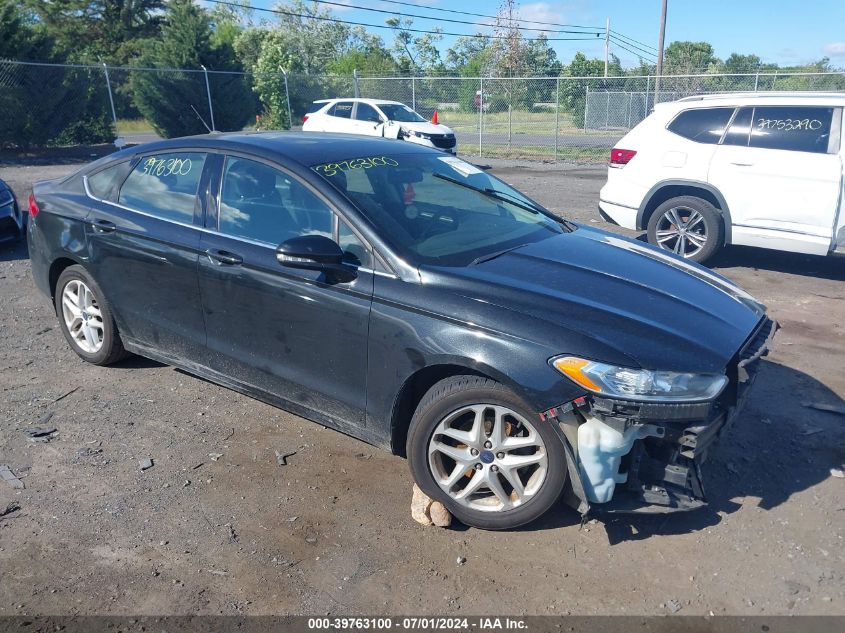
(0, 178), (24, 243)
(27, 133), (776, 529)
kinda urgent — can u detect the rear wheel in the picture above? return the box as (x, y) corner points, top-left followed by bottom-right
(646, 196), (724, 264)
(407, 375), (567, 530)
(55, 265), (129, 366)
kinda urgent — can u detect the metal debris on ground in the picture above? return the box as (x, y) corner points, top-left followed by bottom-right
(208, 453), (223, 462)
(24, 427), (59, 443)
(666, 599), (682, 613)
(0, 502), (21, 519)
(139, 458), (154, 471)
(275, 450), (296, 466)
(803, 402), (845, 416)
(456, 556), (466, 566)
(52, 386), (80, 403)
(0, 465), (24, 489)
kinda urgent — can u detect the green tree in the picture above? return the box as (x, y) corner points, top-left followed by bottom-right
(663, 41), (719, 75)
(0, 1), (52, 60)
(386, 16), (443, 73)
(130, 0), (253, 137)
(22, 0), (164, 64)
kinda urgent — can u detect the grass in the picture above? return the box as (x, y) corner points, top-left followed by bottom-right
(115, 119), (156, 135)
(459, 144), (608, 164)
(438, 109), (620, 137)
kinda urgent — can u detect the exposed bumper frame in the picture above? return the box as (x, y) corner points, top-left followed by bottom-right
(550, 317), (779, 516)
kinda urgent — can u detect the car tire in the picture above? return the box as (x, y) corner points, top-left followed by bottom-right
(407, 375), (567, 530)
(646, 196), (724, 264)
(54, 265), (129, 366)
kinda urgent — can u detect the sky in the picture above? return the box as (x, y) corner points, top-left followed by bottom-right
(228, 0), (845, 70)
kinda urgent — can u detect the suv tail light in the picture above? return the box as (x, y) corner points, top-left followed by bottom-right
(28, 193), (39, 218)
(610, 148), (637, 166)
(302, 115), (309, 123)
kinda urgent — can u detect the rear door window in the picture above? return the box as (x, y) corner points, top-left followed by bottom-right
(118, 152), (206, 223)
(329, 101), (354, 119)
(749, 106), (834, 153)
(722, 107), (753, 147)
(667, 107), (735, 144)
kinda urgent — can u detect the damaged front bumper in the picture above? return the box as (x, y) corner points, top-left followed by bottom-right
(553, 317), (778, 515)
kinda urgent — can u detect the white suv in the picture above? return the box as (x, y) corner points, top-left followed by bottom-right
(599, 93), (845, 263)
(302, 98), (457, 154)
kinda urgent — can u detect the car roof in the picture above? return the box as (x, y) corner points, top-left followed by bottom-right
(315, 98), (405, 107)
(664, 92), (845, 109)
(107, 131), (436, 167)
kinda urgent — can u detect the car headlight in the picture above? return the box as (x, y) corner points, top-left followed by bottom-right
(408, 130), (430, 139)
(551, 356), (728, 402)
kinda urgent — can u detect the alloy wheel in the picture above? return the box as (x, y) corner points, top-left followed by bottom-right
(61, 279), (105, 354)
(427, 404), (548, 512)
(655, 206), (708, 258)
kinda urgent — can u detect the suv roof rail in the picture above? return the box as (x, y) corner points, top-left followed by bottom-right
(676, 91), (845, 102)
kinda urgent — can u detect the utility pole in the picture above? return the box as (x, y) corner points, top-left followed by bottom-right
(604, 17), (610, 77)
(654, 0), (668, 106)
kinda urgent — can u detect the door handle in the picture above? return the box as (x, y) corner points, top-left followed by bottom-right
(730, 161), (754, 167)
(90, 219), (117, 233)
(205, 248), (243, 266)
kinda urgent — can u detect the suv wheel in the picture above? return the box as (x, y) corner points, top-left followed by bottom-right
(647, 196), (724, 264)
(55, 265), (129, 366)
(407, 375), (567, 530)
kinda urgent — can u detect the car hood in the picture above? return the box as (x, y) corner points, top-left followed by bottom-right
(400, 121), (454, 135)
(422, 227), (766, 374)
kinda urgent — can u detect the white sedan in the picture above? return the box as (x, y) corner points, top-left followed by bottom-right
(302, 98), (457, 154)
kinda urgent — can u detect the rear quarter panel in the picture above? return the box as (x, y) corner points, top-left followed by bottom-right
(28, 176), (91, 300)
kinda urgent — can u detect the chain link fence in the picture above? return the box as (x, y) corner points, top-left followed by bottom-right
(2, 60), (844, 162)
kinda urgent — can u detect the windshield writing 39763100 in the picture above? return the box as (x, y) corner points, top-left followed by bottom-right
(312, 156), (398, 177)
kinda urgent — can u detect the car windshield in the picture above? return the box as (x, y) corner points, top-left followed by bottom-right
(376, 103), (426, 123)
(311, 153), (569, 266)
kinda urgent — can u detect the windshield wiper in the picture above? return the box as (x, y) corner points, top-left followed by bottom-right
(469, 244), (527, 266)
(432, 172), (544, 216)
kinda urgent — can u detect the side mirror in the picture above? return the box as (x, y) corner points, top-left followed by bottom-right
(276, 234), (355, 281)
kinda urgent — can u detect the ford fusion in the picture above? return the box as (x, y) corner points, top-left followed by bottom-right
(27, 133), (776, 529)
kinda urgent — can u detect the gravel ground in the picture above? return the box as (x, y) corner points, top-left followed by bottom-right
(0, 151), (843, 617)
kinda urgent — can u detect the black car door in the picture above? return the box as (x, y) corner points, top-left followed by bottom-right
(197, 155), (374, 430)
(84, 150), (212, 362)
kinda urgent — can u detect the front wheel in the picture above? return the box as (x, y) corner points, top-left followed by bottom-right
(407, 376), (567, 530)
(646, 196), (724, 264)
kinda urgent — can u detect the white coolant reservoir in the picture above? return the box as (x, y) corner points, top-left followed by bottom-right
(577, 413), (663, 503)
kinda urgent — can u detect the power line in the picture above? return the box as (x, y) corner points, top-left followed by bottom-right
(203, 0), (604, 42)
(353, 0), (604, 31)
(609, 35), (657, 60)
(307, 0), (604, 36)
(610, 38), (657, 63)
(609, 29), (658, 53)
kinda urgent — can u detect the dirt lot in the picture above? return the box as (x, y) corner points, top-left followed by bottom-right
(0, 152), (843, 617)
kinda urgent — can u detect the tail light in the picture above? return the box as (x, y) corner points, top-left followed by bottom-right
(28, 193), (39, 218)
(302, 115), (309, 123)
(610, 148), (637, 166)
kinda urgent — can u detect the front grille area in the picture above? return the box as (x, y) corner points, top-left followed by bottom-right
(429, 134), (456, 149)
(739, 317), (777, 365)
